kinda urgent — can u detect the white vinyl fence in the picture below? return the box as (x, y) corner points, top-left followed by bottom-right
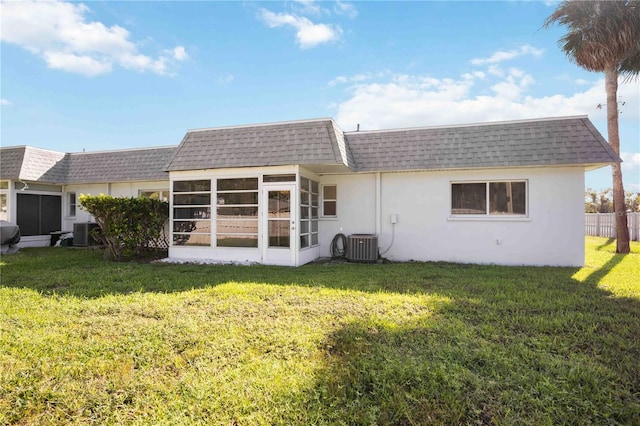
(585, 213), (640, 241)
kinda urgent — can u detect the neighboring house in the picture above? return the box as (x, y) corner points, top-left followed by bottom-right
(0, 146), (174, 247)
(0, 115), (619, 266)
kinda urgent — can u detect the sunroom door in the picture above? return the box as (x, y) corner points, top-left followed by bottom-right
(262, 184), (297, 265)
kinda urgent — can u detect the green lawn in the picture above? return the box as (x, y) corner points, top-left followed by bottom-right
(1, 237), (639, 425)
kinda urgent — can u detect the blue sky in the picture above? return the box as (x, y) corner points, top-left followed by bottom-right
(1, 0), (638, 191)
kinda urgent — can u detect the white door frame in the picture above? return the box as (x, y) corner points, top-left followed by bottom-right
(261, 183), (297, 266)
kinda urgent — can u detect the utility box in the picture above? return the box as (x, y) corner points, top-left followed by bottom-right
(346, 234), (378, 263)
(73, 223), (100, 247)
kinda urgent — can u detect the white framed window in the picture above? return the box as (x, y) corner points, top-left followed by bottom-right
(0, 181), (8, 221)
(139, 190), (169, 202)
(451, 180), (527, 216)
(68, 192), (77, 217)
(300, 177), (319, 249)
(172, 180), (212, 247)
(322, 184), (337, 217)
(0, 193), (7, 221)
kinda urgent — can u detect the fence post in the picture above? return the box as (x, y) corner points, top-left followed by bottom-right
(596, 213), (600, 237)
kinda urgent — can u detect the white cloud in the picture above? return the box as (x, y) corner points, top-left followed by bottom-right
(258, 8), (342, 49)
(471, 44), (544, 66)
(332, 41), (639, 132)
(328, 71), (389, 87)
(627, 183), (640, 192)
(621, 153), (640, 172)
(218, 74), (235, 84)
(293, 0), (325, 16)
(0, 0), (187, 76)
(43, 51), (112, 76)
(333, 70), (640, 131)
(328, 76), (349, 87)
(172, 46), (188, 61)
(334, 1), (358, 18)
(490, 68), (534, 100)
(1, 99), (12, 106)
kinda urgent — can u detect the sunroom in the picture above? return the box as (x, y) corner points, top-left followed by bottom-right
(169, 166), (325, 266)
(165, 118), (354, 266)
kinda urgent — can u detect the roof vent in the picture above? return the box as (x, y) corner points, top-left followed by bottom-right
(346, 234), (378, 263)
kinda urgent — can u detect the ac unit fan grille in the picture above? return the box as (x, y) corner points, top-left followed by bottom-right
(73, 223), (100, 247)
(346, 234), (378, 263)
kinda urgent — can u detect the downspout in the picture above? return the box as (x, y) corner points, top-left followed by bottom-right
(375, 172), (381, 236)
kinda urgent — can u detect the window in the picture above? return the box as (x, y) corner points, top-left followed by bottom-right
(67, 192), (77, 217)
(140, 190), (169, 202)
(451, 181), (527, 216)
(263, 174), (296, 183)
(216, 178), (259, 247)
(172, 180), (211, 246)
(300, 177), (319, 249)
(0, 194), (6, 221)
(0, 181), (7, 221)
(322, 185), (337, 217)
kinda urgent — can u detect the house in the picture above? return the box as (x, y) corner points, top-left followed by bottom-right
(0, 115), (619, 266)
(0, 145), (174, 246)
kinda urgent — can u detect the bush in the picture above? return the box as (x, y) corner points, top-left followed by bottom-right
(79, 194), (169, 261)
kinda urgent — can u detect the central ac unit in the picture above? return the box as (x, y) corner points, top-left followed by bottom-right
(73, 222), (100, 247)
(346, 234), (378, 263)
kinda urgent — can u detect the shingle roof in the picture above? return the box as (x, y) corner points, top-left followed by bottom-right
(0, 146), (67, 183)
(166, 118), (356, 173)
(344, 116), (619, 172)
(0, 116), (619, 184)
(64, 147), (175, 184)
(0, 147), (27, 180)
(0, 146), (174, 184)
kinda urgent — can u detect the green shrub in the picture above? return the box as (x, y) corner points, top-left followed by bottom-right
(79, 194), (168, 261)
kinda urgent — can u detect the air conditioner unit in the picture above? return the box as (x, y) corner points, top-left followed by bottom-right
(73, 222), (100, 247)
(346, 234), (378, 263)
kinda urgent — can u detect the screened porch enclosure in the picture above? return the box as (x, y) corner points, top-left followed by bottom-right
(169, 170), (321, 266)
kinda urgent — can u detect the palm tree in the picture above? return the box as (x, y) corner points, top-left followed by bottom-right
(545, 0), (640, 253)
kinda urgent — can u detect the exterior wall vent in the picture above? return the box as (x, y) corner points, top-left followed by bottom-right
(73, 223), (100, 247)
(346, 234), (378, 263)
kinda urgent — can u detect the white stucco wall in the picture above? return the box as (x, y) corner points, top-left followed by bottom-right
(318, 173), (377, 251)
(62, 181), (168, 232)
(318, 166), (585, 267)
(15, 166), (586, 266)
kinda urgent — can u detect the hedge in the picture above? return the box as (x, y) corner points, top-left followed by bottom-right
(78, 194), (169, 261)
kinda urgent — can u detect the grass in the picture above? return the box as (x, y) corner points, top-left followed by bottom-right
(0, 236), (638, 425)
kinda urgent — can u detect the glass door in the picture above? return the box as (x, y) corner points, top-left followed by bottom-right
(262, 184), (297, 265)
(268, 190), (291, 248)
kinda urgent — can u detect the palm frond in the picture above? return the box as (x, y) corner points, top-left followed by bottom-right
(544, 0), (640, 74)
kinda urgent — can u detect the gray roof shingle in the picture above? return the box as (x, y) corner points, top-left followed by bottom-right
(0, 146), (67, 183)
(0, 147), (27, 180)
(166, 118), (355, 172)
(0, 146), (174, 184)
(64, 147), (175, 184)
(1, 116), (619, 184)
(344, 116), (619, 172)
